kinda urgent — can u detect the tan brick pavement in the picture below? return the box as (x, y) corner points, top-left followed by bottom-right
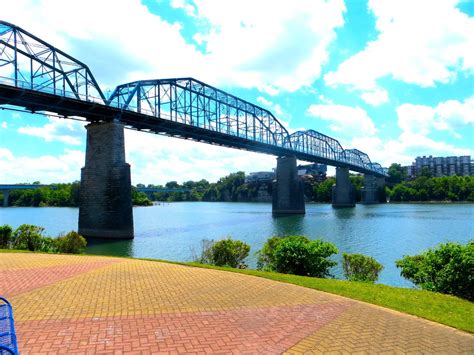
(1, 253), (472, 354)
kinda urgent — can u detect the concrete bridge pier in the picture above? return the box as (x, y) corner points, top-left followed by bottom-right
(361, 175), (386, 204)
(2, 190), (9, 207)
(272, 155), (305, 215)
(332, 167), (355, 208)
(79, 121), (134, 239)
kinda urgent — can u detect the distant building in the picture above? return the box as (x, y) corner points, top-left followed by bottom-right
(245, 171), (275, 183)
(297, 163), (327, 182)
(404, 155), (474, 178)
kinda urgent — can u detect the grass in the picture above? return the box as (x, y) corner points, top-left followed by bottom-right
(1, 249), (473, 333)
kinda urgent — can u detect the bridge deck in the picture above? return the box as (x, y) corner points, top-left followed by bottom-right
(0, 84), (386, 177)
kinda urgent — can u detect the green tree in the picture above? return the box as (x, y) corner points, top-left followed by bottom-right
(0, 224), (13, 248)
(387, 163), (406, 184)
(197, 238), (250, 268)
(56, 231), (87, 254)
(313, 178), (335, 202)
(12, 224), (46, 251)
(257, 236), (338, 278)
(342, 253), (384, 283)
(396, 242), (474, 300)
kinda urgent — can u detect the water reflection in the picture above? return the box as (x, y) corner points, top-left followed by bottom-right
(272, 214), (305, 236)
(86, 237), (133, 257)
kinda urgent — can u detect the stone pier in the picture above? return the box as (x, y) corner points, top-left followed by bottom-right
(78, 121), (134, 239)
(361, 175), (386, 204)
(272, 156), (305, 215)
(332, 167), (355, 208)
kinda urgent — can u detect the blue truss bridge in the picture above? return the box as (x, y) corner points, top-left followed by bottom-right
(0, 20), (388, 239)
(0, 20), (386, 177)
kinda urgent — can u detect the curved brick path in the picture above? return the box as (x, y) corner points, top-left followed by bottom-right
(1, 253), (472, 354)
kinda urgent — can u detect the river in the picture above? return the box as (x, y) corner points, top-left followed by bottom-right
(1, 202), (472, 287)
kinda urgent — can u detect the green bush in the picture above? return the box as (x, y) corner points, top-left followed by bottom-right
(257, 236), (338, 278)
(0, 224), (13, 248)
(56, 231), (87, 254)
(39, 237), (59, 253)
(195, 238), (250, 268)
(256, 236), (282, 271)
(396, 242), (474, 300)
(342, 253), (383, 283)
(11, 224), (46, 251)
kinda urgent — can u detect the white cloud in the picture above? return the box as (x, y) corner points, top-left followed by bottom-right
(306, 104), (377, 137)
(2, 0), (346, 93)
(397, 96), (474, 138)
(347, 96), (474, 166)
(171, 0), (196, 17)
(325, 0), (474, 100)
(355, 132), (473, 167)
(0, 148), (84, 183)
(124, 130), (277, 185)
(17, 117), (86, 145)
(360, 88), (389, 106)
(1, 121), (7, 129)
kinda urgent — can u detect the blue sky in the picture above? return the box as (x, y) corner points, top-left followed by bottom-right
(1, 0), (473, 184)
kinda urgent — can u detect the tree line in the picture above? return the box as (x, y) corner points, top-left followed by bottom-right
(2, 167), (473, 207)
(0, 182), (152, 207)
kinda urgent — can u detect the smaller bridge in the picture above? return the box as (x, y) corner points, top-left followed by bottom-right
(0, 184), (53, 207)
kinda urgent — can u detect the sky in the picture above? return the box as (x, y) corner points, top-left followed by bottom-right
(0, 0), (473, 185)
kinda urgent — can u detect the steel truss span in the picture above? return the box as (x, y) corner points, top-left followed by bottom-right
(0, 20), (387, 177)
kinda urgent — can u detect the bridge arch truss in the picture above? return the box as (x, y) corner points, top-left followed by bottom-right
(108, 78), (291, 149)
(0, 21), (105, 103)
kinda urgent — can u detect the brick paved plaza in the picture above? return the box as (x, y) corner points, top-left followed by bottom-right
(1, 253), (472, 354)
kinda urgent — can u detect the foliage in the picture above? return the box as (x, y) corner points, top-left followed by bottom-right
(342, 253), (383, 283)
(194, 238), (250, 268)
(0, 224), (13, 248)
(1, 224), (87, 254)
(387, 163), (406, 184)
(396, 242), (474, 300)
(388, 175), (474, 202)
(8, 182), (153, 207)
(256, 236), (282, 271)
(131, 187), (153, 206)
(312, 178), (335, 202)
(56, 231), (87, 254)
(257, 235), (338, 277)
(11, 224), (47, 251)
(8, 182), (81, 207)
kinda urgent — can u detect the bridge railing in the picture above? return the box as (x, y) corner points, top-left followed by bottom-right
(0, 76), (104, 104)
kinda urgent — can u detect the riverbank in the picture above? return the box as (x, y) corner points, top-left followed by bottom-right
(2, 252), (473, 353)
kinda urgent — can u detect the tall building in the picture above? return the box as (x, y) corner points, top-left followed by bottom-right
(404, 155), (474, 178)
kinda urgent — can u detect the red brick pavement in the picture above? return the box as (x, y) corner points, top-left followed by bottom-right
(16, 302), (350, 354)
(0, 260), (121, 297)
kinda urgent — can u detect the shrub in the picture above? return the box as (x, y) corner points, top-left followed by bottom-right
(39, 237), (59, 253)
(256, 236), (281, 271)
(396, 242), (474, 300)
(56, 231), (87, 254)
(257, 236), (338, 278)
(195, 238), (250, 268)
(342, 253), (383, 283)
(0, 224), (13, 248)
(12, 224), (45, 251)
